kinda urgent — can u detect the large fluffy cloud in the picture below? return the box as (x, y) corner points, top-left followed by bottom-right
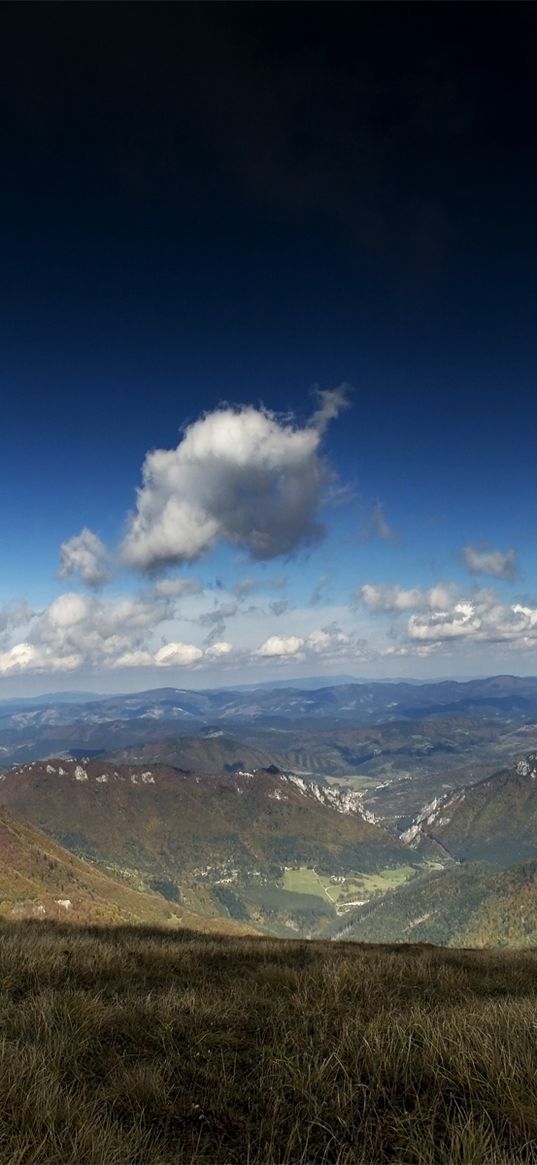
(58, 528), (111, 587)
(121, 390), (348, 572)
(462, 544), (517, 581)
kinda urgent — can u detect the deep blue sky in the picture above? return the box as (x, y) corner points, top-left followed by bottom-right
(1, 4), (537, 692)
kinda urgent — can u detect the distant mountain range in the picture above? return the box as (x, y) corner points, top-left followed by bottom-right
(3, 676), (537, 800)
(3, 674), (537, 733)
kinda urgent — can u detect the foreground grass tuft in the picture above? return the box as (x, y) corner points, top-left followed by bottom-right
(0, 923), (536, 1162)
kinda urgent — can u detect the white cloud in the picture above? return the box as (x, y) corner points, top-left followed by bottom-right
(407, 592), (537, 648)
(112, 650), (155, 669)
(154, 642), (203, 667)
(371, 502), (395, 541)
(306, 626), (349, 654)
(409, 601), (482, 642)
(462, 544), (517, 581)
(256, 624), (354, 661)
(205, 640), (233, 658)
(0, 641), (83, 676)
(257, 634), (305, 657)
(0, 584), (209, 674)
(358, 577), (537, 655)
(121, 389), (348, 572)
(58, 528), (111, 587)
(0, 590), (174, 676)
(232, 575), (287, 600)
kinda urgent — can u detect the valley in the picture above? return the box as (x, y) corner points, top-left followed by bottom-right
(1, 676), (537, 944)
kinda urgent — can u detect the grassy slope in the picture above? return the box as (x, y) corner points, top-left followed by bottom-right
(0, 806), (252, 935)
(0, 923), (537, 1163)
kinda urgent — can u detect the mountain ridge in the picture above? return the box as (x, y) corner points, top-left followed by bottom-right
(0, 758), (415, 936)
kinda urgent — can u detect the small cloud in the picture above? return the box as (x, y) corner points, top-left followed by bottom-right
(58, 528), (111, 588)
(256, 634), (304, 657)
(309, 575), (329, 605)
(198, 601), (238, 644)
(232, 578), (257, 600)
(232, 575), (288, 599)
(309, 383), (352, 434)
(361, 502), (398, 543)
(269, 599), (289, 616)
(154, 642), (203, 667)
(153, 577), (202, 598)
(205, 641), (233, 658)
(462, 544), (517, 581)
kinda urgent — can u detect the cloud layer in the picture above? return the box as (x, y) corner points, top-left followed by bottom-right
(360, 578), (537, 652)
(0, 588), (363, 676)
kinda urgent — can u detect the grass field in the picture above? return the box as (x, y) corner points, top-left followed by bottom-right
(0, 922), (537, 1162)
(282, 864), (416, 906)
(354, 864), (417, 894)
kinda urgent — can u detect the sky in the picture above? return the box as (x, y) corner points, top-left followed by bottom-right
(2, 4), (537, 694)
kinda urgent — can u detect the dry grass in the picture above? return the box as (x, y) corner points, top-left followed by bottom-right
(0, 924), (536, 1162)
